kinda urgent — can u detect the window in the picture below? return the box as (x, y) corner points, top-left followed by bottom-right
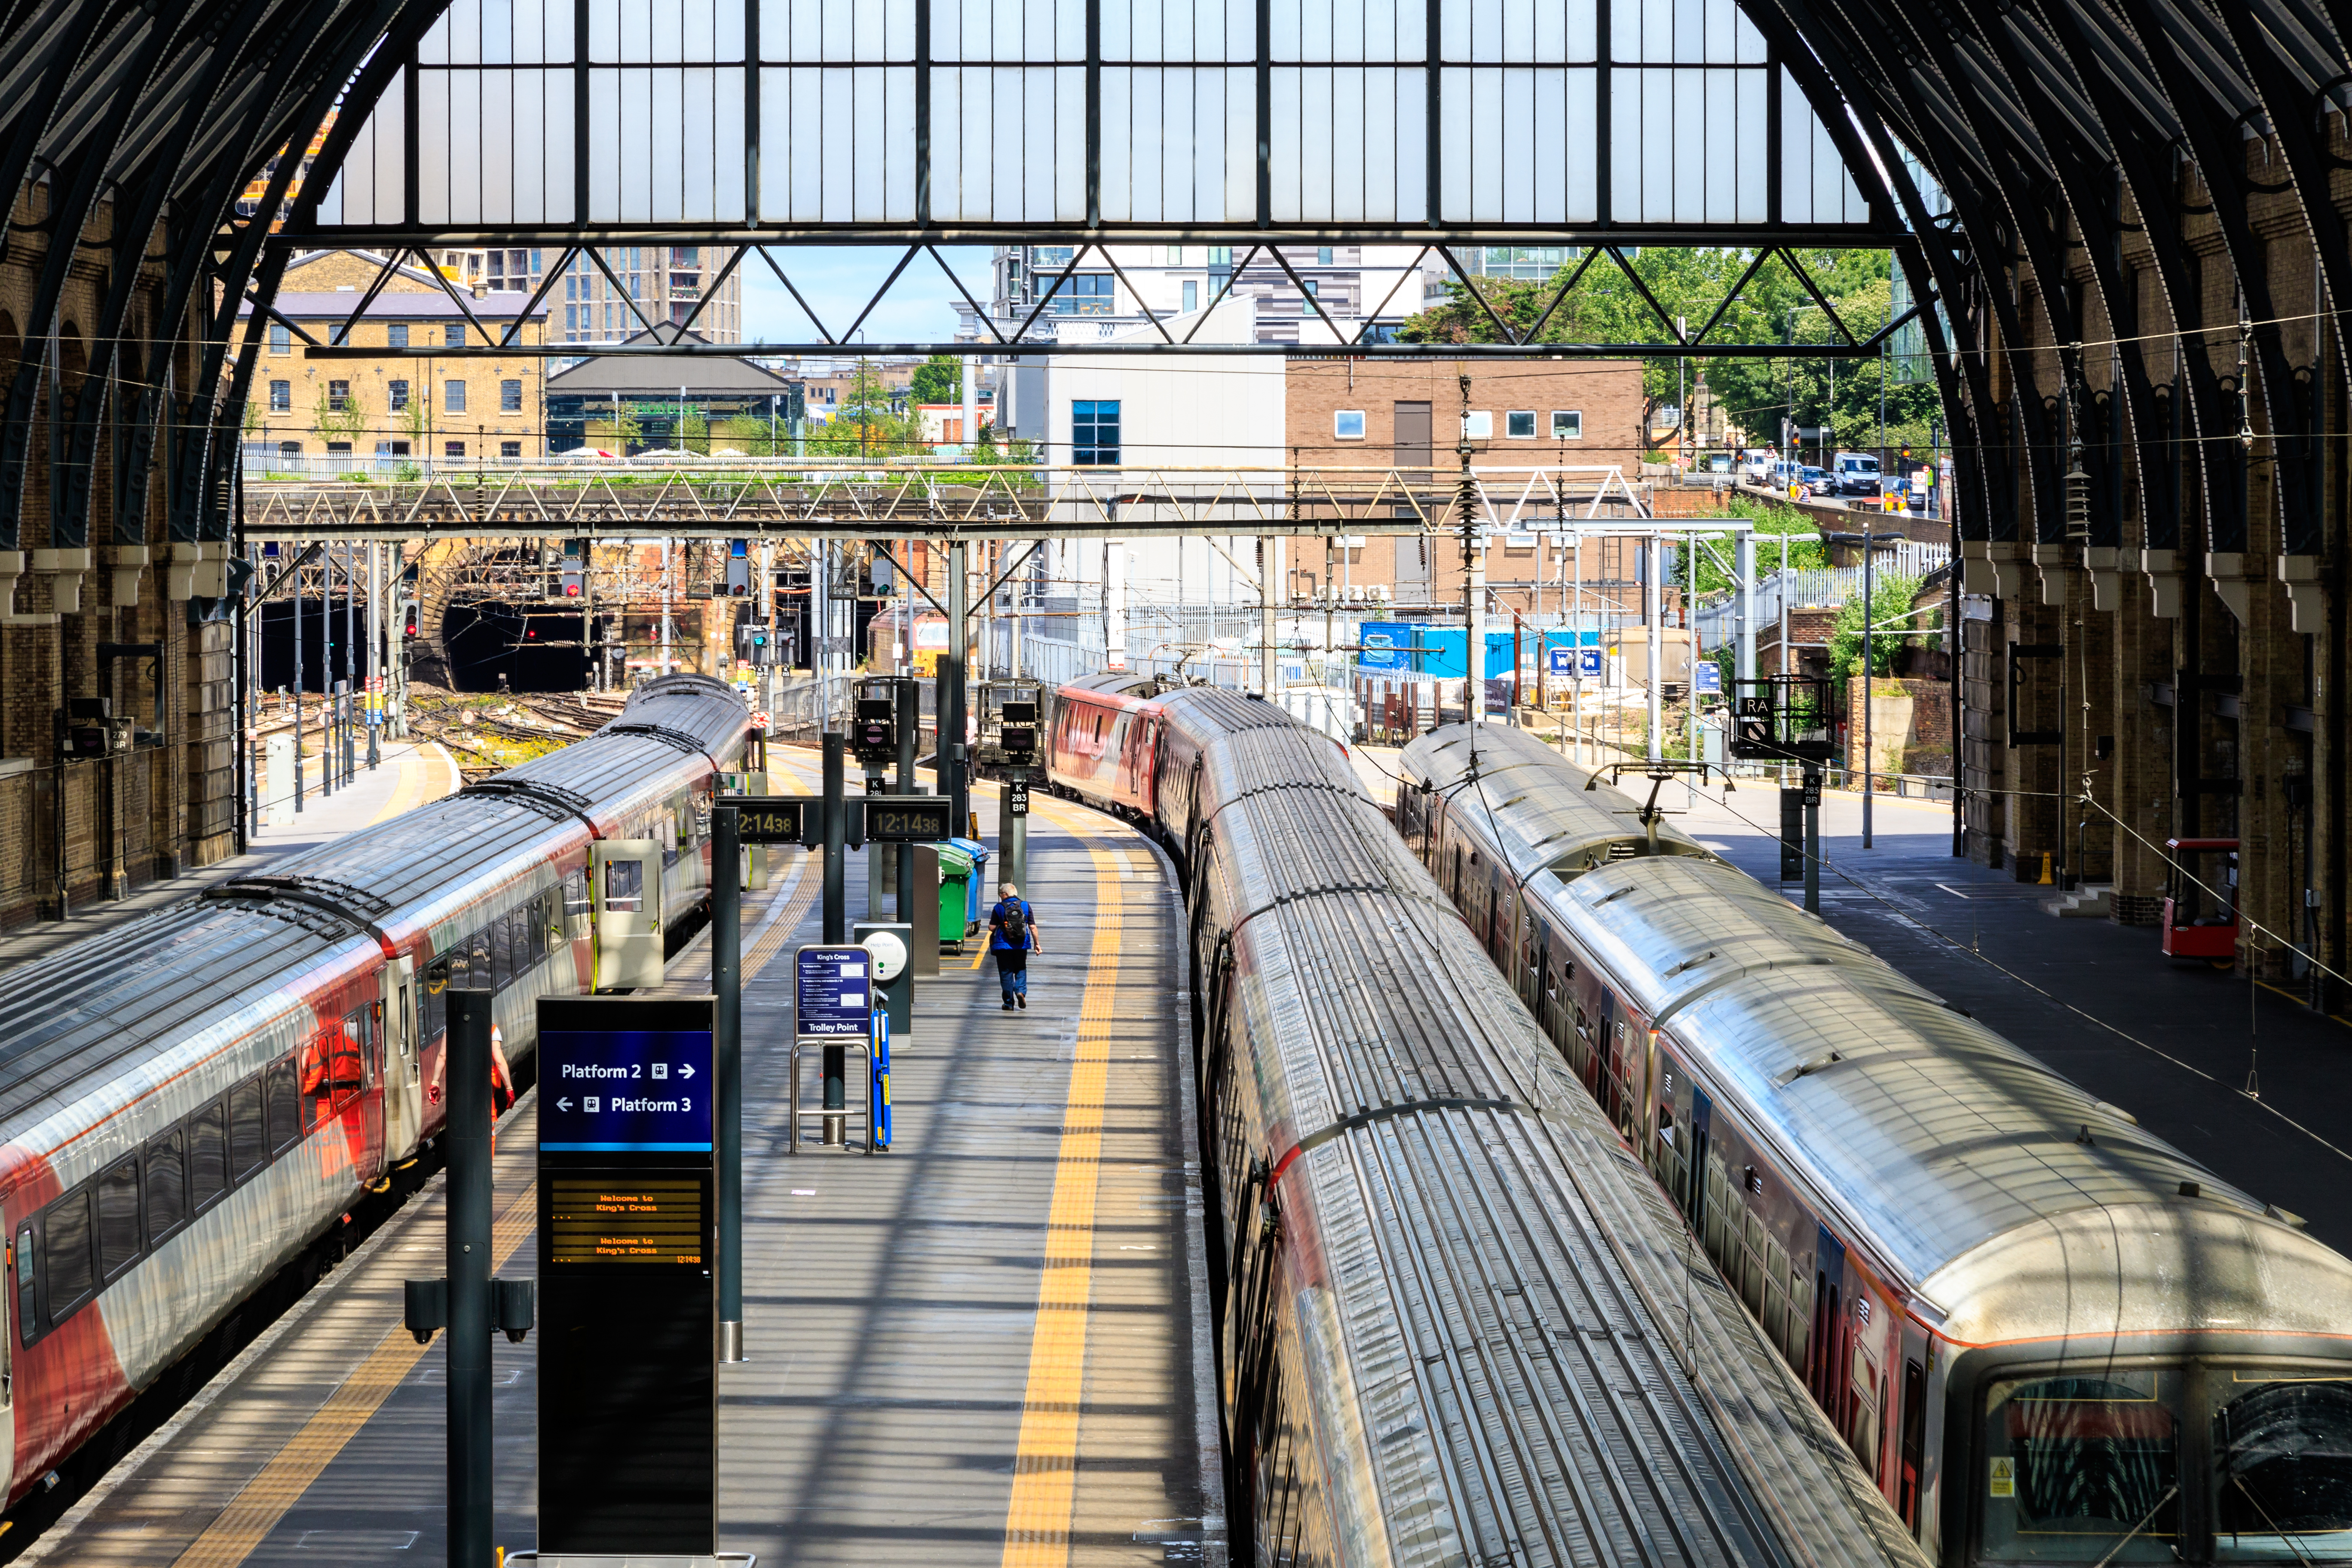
(491, 912), (513, 990)
(228, 1079), (266, 1182)
(469, 928), (494, 988)
(328, 323), (350, 346)
(1165, 245), (1183, 264)
(1316, 246), (1333, 265)
(445, 441), (466, 458)
(1982, 1371), (2180, 1565)
(44, 1189), (94, 1320)
(422, 958), (450, 1041)
(1182, 279), (1198, 312)
(389, 380), (410, 412)
(444, 380), (466, 413)
(388, 323), (409, 349)
(604, 859), (645, 913)
(563, 866), (592, 921)
(278, 441), (301, 461)
(1051, 274), (1116, 315)
(267, 323), (290, 355)
(1032, 245), (1075, 268)
(328, 380), (352, 411)
(1462, 410), (1493, 439)
(14, 1226), (31, 1345)
(1552, 410), (1583, 439)
(502, 440), (522, 459)
(501, 379), (522, 412)
(326, 442), (353, 458)
(266, 1057), (301, 1153)
(269, 380), (291, 413)
(1302, 279), (1319, 297)
(565, 304), (578, 333)
(444, 322), (464, 347)
(96, 1157), (141, 1281)
(1506, 410), (1537, 438)
(1072, 399), (1121, 466)
(1334, 409), (1366, 440)
(188, 1101), (227, 1210)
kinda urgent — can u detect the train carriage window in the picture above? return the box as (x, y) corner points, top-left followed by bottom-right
(1850, 1349), (1882, 1479)
(422, 959), (450, 1041)
(189, 1100), (229, 1209)
(444, 934), (471, 992)
(469, 928), (493, 989)
(228, 1079), (267, 1181)
(562, 867), (591, 922)
(1899, 1358), (1926, 1531)
(144, 1128), (189, 1246)
(490, 912), (513, 990)
(13, 1225), (31, 1344)
(43, 1188), (95, 1320)
(604, 860), (645, 913)
(1981, 1371), (2180, 1563)
(96, 1156), (141, 1281)
(2210, 1373), (2352, 1560)
(528, 895), (548, 965)
(266, 1057), (302, 1154)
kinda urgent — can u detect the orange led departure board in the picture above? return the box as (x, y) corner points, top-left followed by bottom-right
(550, 1177), (705, 1265)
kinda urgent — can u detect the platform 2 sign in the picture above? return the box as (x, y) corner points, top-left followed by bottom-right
(540, 1028), (713, 1152)
(796, 945), (873, 1036)
(536, 996), (716, 1559)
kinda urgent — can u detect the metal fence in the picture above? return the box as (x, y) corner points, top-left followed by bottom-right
(1694, 551), (1951, 649)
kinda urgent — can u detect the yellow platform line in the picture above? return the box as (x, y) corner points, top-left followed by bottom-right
(171, 1180), (539, 1568)
(999, 821), (1124, 1568)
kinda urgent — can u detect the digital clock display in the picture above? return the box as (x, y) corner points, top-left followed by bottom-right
(730, 799), (805, 843)
(865, 801), (953, 842)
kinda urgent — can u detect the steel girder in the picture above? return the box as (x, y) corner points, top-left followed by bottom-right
(3, 0), (2348, 573)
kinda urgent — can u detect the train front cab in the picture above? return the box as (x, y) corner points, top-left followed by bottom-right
(1940, 1342), (2352, 1568)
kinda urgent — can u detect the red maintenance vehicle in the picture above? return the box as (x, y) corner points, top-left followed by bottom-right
(2159, 836), (2240, 962)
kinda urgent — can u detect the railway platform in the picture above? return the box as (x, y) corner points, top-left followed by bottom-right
(23, 774), (1219, 1567)
(0, 737), (460, 975)
(1678, 779), (2352, 1253)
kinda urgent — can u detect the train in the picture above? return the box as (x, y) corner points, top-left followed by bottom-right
(1045, 673), (1929, 1568)
(0, 674), (745, 1512)
(1397, 719), (2352, 1568)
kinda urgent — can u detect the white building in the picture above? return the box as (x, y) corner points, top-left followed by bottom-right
(977, 243), (1433, 347)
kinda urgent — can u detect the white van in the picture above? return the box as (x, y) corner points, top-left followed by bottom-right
(1829, 451), (1883, 497)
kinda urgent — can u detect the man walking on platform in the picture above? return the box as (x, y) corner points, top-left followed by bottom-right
(989, 881), (1039, 1010)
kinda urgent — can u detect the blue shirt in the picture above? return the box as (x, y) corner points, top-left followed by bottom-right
(989, 898), (1034, 952)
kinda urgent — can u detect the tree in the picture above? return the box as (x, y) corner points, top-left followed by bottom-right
(715, 414), (779, 456)
(815, 357), (923, 459)
(909, 354), (962, 406)
(311, 383), (366, 466)
(1396, 248), (1932, 453)
(1828, 570), (1925, 683)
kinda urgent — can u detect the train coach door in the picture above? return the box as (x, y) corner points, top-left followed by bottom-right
(1809, 1227), (1849, 1421)
(385, 956), (424, 1163)
(592, 839), (665, 989)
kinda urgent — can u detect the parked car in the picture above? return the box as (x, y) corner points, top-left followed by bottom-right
(1829, 450), (1883, 496)
(1740, 451), (1777, 484)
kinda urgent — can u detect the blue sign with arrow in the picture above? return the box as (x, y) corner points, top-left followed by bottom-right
(540, 1028), (714, 1152)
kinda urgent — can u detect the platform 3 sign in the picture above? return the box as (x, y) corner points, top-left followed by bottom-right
(536, 996), (717, 1558)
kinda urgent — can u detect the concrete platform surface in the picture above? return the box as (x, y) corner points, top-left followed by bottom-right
(28, 781), (1219, 1567)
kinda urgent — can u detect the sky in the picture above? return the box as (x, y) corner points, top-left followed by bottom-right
(738, 245), (992, 348)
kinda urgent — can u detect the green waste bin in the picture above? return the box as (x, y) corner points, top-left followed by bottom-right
(934, 840), (977, 952)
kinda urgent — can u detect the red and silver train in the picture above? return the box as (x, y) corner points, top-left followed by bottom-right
(0, 674), (743, 1511)
(1400, 720), (2352, 1568)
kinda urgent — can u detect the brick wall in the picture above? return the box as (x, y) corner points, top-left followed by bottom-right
(1848, 677), (1953, 780)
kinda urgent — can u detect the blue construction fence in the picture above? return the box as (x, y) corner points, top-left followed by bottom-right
(1357, 622), (1604, 680)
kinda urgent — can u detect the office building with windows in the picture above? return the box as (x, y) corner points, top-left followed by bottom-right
(416, 246), (742, 345)
(235, 250), (550, 472)
(980, 244), (1432, 346)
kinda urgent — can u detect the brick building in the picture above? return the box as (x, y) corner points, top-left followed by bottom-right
(235, 250), (550, 471)
(1281, 358), (1650, 619)
(0, 190), (238, 924)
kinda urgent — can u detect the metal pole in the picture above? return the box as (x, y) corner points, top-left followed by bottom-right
(294, 548), (306, 810)
(1863, 524), (1875, 848)
(894, 677), (918, 920)
(947, 541), (969, 833)
(343, 541), (356, 784)
(821, 733), (847, 1143)
(1257, 536), (1274, 695)
(444, 989), (495, 1568)
(366, 541), (381, 769)
(714, 805), (744, 1361)
(1459, 370), (1483, 724)
(1646, 533), (1662, 763)
(1804, 765), (1822, 914)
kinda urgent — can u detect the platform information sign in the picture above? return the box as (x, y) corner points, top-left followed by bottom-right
(796, 946), (873, 1036)
(1579, 647), (1606, 680)
(540, 1029), (713, 1152)
(535, 996), (716, 1559)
